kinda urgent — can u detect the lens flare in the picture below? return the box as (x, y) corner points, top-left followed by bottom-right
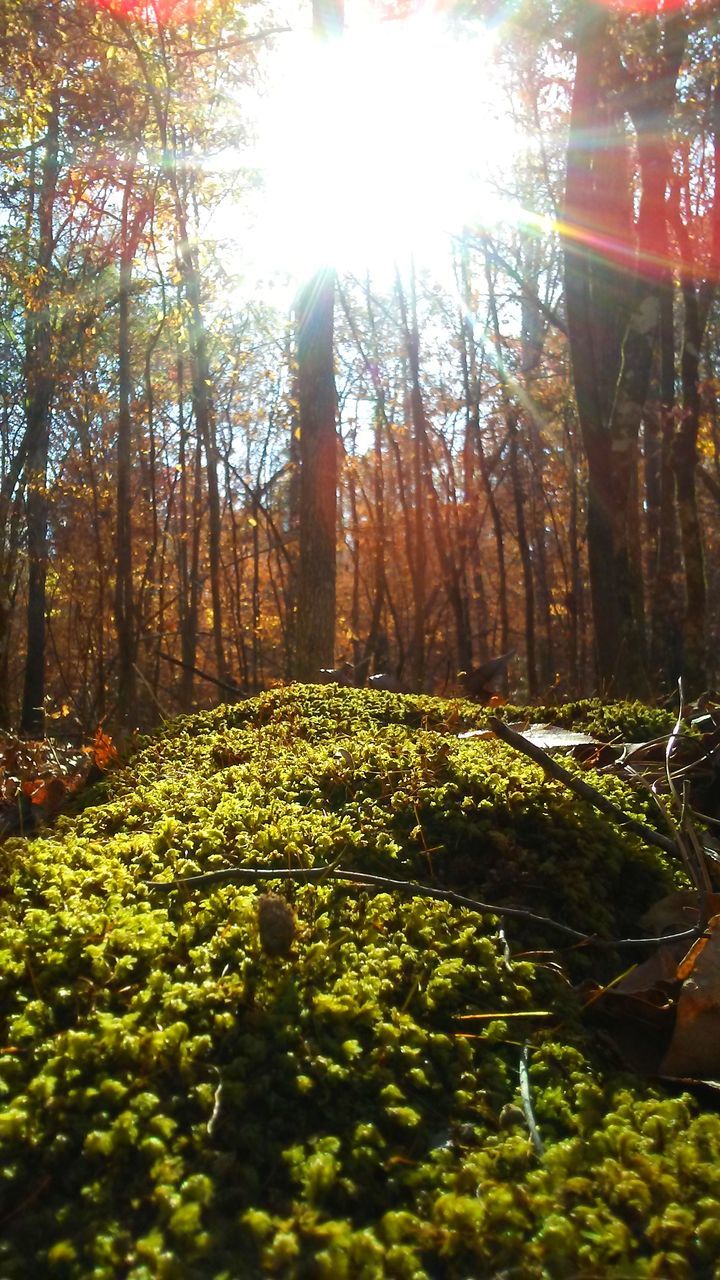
(595, 0), (686, 12)
(88, 0), (200, 26)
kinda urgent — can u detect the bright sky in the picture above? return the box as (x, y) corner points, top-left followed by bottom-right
(209, 2), (522, 297)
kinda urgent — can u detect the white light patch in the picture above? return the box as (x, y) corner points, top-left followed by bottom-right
(213, 10), (522, 289)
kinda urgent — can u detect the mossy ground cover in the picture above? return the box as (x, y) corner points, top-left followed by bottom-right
(1, 686), (718, 1279)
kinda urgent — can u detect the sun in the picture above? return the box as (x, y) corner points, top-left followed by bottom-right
(222, 7), (520, 288)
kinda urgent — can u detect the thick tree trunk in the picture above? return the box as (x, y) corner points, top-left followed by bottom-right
(675, 279), (708, 687)
(564, 11), (632, 693)
(563, 8), (684, 695)
(294, 267), (338, 678)
(667, 74), (720, 688)
(294, 0), (343, 681)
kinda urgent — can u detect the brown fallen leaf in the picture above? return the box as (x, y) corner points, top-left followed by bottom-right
(640, 891), (720, 938)
(613, 941), (688, 997)
(661, 914), (720, 1078)
(582, 979), (676, 1076)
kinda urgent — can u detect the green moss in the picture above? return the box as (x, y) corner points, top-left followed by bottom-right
(0, 686), (714, 1278)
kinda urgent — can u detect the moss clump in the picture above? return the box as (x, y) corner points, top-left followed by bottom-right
(0, 686), (714, 1279)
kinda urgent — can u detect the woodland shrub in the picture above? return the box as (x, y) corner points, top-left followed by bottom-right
(0, 686), (717, 1279)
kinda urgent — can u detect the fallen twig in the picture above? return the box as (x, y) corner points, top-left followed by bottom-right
(519, 1042), (544, 1155)
(144, 865), (699, 949)
(488, 716), (678, 858)
(665, 679), (714, 917)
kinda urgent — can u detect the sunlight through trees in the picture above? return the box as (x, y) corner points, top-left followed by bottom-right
(1, 0), (720, 731)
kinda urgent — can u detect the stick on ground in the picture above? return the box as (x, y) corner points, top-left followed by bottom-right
(488, 716), (678, 858)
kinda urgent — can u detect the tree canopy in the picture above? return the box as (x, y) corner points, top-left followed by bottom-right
(1, 0), (719, 732)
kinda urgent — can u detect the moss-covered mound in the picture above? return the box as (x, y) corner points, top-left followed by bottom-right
(1, 687), (717, 1280)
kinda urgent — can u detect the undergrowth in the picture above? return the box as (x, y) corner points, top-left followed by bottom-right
(0, 686), (715, 1279)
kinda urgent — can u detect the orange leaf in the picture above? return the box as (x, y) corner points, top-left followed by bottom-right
(661, 915), (720, 1078)
(89, 728), (118, 771)
(22, 778), (48, 805)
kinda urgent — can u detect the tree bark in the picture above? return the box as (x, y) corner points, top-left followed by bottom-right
(21, 95), (59, 735)
(293, 0), (343, 680)
(115, 154), (146, 726)
(563, 7), (685, 695)
(675, 275), (709, 687)
(650, 285), (682, 681)
(668, 76), (720, 688)
(458, 242), (509, 671)
(173, 182), (227, 687)
(294, 266), (338, 678)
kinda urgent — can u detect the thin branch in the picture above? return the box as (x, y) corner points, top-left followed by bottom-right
(144, 864), (700, 949)
(489, 717), (679, 858)
(519, 1043), (544, 1155)
(175, 27), (292, 57)
(665, 678), (714, 908)
(157, 650), (245, 695)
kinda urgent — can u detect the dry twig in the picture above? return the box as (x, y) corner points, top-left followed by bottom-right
(488, 716), (678, 857)
(144, 865), (699, 950)
(519, 1043), (544, 1155)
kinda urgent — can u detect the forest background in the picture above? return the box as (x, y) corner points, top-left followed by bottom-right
(1, 0), (719, 738)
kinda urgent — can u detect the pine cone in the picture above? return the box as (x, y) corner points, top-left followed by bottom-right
(258, 893), (296, 958)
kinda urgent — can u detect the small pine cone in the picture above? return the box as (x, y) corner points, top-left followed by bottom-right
(258, 893), (296, 958)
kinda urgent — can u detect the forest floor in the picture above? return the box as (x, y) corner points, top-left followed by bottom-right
(1, 686), (719, 1278)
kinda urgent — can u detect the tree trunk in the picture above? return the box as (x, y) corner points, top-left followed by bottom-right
(21, 96), (59, 735)
(667, 74), (720, 688)
(115, 155), (145, 726)
(675, 277), (708, 688)
(650, 286), (682, 682)
(484, 251), (535, 693)
(563, 8), (684, 695)
(293, 0), (343, 681)
(339, 278), (389, 677)
(396, 267), (429, 691)
(174, 196), (227, 686)
(509, 413), (537, 698)
(294, 266), (338, 678)
(176, 347), (203, 710)
(564, 11), (630, 692)
(457, 244), (509, 672)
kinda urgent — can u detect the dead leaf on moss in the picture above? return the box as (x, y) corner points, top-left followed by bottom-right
(613, 941), (688, 996)
(582, 976), (677, 1075)
(660, 915), (720, 1078)
(640, 891), (714, 937)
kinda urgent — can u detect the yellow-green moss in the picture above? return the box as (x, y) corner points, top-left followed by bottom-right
(0, 687), (714, 1279)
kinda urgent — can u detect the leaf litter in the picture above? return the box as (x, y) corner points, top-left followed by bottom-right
(0, 726), (119, 841)
(479, 690), (720, 1086)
